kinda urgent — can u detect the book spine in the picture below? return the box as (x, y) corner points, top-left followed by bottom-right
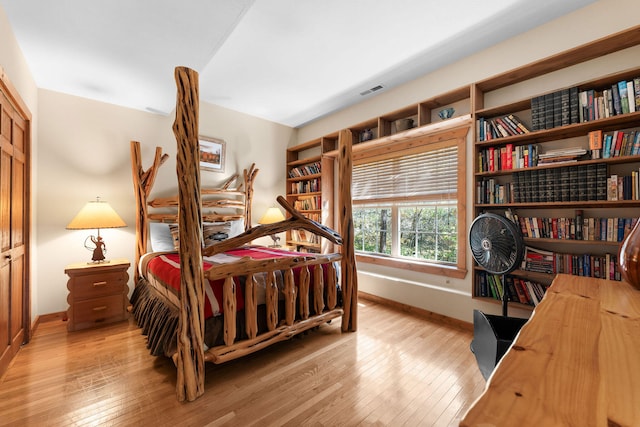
(561, 88), (571, 125)
(627, 81), (636, 113)
(634, 77), (640, 112)
(570, 87), (580, 124)
(618, 80), (630, 114)
(611, 83), (622, 115)
(531, 96), (540, 131)
(544, 93), (555, 129)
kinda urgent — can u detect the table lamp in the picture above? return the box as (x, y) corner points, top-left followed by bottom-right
(66, 197), (127, 263)
(258, 207), (286, 247)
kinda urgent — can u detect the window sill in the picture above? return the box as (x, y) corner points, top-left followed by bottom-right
(355, 253), (467, 279)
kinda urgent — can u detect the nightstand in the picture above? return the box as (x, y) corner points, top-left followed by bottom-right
(65, 258), (130, 331)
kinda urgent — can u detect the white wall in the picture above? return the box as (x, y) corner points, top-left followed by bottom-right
(296, 0), (640, 323)
(0, 5), (39, 321)
(35, 91), (295, 315)
(2, 2), (297, 318)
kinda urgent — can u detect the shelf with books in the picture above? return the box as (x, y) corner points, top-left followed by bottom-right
(523, 237), (623, 247)
(475, 111), (640, 148)
(473, 270), (550, 308)
(471, 26), (640, 311)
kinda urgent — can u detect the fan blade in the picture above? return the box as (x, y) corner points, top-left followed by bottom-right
(469, 214), (522, 275)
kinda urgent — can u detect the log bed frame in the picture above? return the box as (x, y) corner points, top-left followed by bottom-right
(130, 66), (358, 402)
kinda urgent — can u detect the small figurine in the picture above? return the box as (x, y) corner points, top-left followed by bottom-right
(361, 128), (373, 142)
(91, 235), (106, 261)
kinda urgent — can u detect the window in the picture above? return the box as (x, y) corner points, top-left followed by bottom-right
(351, 125), (468, 277)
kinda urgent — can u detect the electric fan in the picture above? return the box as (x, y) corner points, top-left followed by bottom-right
(469, 213), (527, 380)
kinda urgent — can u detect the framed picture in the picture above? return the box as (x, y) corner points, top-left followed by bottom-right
(199, 136), (225, 173)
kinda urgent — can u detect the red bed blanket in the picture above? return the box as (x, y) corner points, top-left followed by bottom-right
(140, 246), (338, 319)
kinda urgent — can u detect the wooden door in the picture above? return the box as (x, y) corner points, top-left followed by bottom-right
(0, 72), (30, 377)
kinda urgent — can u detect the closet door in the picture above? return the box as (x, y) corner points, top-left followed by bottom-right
(0, 82), (30, 376)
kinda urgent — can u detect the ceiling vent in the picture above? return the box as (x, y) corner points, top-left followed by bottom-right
(360, 85), (384, 96)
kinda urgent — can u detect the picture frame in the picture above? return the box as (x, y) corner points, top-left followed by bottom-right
(199, 136), (226, 173)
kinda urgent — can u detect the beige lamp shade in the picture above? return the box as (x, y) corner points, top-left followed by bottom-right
(66, 198), (127, 230)
(258, 207), (285, 225)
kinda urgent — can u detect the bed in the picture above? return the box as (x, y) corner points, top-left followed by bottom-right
(129, 66), (357, 402)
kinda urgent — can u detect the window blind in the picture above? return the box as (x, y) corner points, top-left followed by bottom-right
(352, 146), (457, 201)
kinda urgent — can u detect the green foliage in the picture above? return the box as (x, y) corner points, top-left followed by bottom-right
(354, 204), (457, 263)
(354, 207), (391, 255)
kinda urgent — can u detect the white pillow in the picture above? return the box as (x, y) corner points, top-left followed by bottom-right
(149, 219), (245, 252)
(149, 222), (175, 252)
(228, 218), (245, 238)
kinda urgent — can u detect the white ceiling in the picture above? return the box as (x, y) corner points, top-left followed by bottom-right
(2, 0), (595, 127)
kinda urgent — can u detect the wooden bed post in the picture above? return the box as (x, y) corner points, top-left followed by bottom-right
(130, 141), (168, 283)
(243, 164), (258, 230)
(173, 66), (206, 402)
(339, 129), (358, 332)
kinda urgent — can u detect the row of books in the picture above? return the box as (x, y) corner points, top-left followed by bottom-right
(521, 246), (622, 281)
(293, 195), (320, 211)
(290, 229), (320, 245)
(607, 173), (640, 201)
(478, 166), (640, 204)
(516, 215), (636, 243)
(577, 78), (640, 123)
(588, 129), (640, 159)
(477, 143), (539, 172)
(477, 127), (639, 174)
(529, 78), (640, 131)
(531, 87), (580, 131)
(474, 271), (547, 306)
(477, 114), (530, 142)
(290, 178), (320, 194)
(288, 161), (321, 178)
(477, 164), (605, 204)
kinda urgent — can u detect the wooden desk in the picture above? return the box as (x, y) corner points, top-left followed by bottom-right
(460, 274), (640, 427)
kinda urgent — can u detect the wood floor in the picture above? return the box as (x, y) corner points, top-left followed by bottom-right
(0, 297), (486, 426)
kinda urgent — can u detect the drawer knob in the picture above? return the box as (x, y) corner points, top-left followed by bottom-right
(93, 281), (108, 287)
(92, 306), (108, 312)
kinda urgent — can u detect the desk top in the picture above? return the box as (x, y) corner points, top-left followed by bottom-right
(460, 274), (640, 427)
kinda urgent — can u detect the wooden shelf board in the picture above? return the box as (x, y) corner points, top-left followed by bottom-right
(475, 200), (640, 208)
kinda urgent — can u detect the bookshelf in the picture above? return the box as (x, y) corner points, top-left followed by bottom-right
(472, 25), (640, 310)
(287, 24), (640, 310)
(285, 135), (337, 253)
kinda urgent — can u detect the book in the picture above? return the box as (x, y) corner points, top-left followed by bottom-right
(632, 131), (640, 155)
(544, 93), (555, 129)
(618, 81), (630, 114)
(507, 114), (530, 133)
(579, 90), (588, 123)
(608, 175), (618, 201)
(531, 96), (541, 131)
(611, 83), (622, 115)
(611, 131), (623, 157)
(561, 88), (571, 125)
(627, 81), (636, 113)
(553, 90), (563, 127)
(603, 133), (613, 158)
(588, 130), (602, 159)
(634, 77), (640, 111)
(586, 89), (595, 121)
(570, 87), (580, 124)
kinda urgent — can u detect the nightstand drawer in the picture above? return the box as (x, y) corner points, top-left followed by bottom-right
(73, 294), (124, 325)
(72, 271), (126, 300)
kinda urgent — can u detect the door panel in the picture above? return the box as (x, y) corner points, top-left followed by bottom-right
(0, 75), (30, 377)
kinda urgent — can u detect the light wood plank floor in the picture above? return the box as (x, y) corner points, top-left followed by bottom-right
(0, 297), (486, 426)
